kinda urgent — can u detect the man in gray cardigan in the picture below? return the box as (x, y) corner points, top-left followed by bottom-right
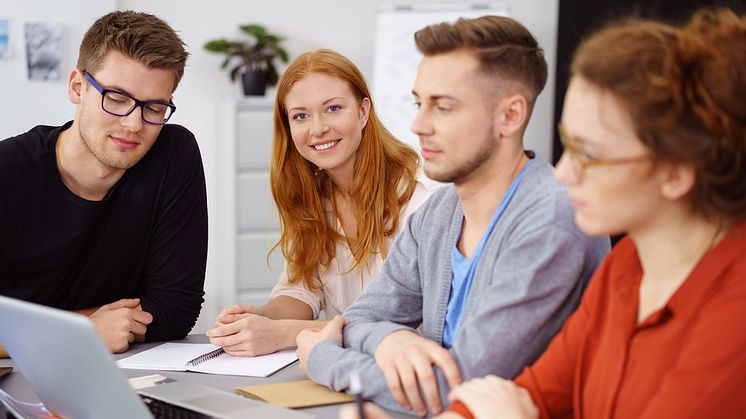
(296, 16), (610, 417)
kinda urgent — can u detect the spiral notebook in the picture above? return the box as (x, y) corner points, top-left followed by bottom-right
(117, 343), (297, 377)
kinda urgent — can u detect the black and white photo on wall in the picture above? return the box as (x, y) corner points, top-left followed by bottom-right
(24, 21), (62, 81)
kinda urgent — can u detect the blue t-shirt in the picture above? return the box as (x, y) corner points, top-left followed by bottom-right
(443, 166), (528, 348)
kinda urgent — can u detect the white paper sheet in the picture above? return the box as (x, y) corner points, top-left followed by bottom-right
(117, 343), (297, 377)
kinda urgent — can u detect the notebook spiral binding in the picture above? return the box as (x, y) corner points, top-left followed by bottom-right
(185, 347), (225, 367)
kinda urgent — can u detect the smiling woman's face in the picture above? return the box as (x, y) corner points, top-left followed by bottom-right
(284, 72), (370, 180)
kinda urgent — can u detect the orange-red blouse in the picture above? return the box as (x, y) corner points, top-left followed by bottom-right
(451, 220), (746, 419)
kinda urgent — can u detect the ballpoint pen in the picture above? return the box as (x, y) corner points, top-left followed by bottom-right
(349, 370), (367, 419)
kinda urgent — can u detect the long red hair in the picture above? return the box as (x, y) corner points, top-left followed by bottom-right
(270, 49), (419, 290)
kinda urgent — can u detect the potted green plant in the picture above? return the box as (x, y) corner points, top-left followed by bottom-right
(204, 24), (289, 96)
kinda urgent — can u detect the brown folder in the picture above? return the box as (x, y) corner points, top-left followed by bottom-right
(235, 379), (354, 409)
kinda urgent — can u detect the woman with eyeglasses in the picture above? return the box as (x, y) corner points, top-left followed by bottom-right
(340, 7), (746, 419)
(207, 49), (437, 357)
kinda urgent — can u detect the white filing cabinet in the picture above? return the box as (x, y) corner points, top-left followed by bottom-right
(214, 98), (285, 311)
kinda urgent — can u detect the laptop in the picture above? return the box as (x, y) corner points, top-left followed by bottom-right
(0, 295), (312, 419)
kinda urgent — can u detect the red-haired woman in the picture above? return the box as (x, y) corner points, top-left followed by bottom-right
(208, 49), (436, 357)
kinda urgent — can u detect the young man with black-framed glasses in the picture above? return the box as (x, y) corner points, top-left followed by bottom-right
(0, 11), (207, 357)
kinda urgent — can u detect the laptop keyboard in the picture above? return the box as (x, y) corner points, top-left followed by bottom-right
(140, 395), (213, 419)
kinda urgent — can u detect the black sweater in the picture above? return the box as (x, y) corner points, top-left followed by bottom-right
(0, 122), (208, 341)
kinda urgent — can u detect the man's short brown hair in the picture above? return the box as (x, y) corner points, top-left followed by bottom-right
(415, 15), (547, 105)
(77, 11), (189, 91)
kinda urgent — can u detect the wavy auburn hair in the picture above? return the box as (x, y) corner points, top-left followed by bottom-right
(572, 9), (746, 222)
(270, 49), (419, 290)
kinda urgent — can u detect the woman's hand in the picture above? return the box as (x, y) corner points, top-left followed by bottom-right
(448, 375), (538, 419)
(215, 304), (266, 323)
(206, 313), (289, 356)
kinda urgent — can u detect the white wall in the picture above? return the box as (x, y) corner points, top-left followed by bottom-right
(1, 0), (559, 333)
(0, 1), (116, 138)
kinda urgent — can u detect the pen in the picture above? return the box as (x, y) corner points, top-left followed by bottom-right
(349, 370), (367, 419)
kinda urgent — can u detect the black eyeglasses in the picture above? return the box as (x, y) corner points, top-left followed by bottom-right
(83, 71), (176, 125)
